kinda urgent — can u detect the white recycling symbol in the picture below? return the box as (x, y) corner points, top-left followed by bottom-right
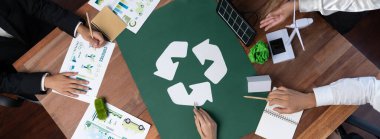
(154, 39), (228, 106)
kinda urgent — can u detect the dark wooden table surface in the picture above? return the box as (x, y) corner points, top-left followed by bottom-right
(13, 0), (379, 138)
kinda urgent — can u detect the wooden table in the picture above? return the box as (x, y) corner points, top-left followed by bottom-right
(14, 0), (379, 139)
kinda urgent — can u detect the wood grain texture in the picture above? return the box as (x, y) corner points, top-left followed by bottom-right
(12, 0), (379, 139)
(344, 10), (380, 68)
(0, 102), (65, 139)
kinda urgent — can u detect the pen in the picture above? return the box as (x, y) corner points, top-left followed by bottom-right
(243, 96), (269, 101)
(86, 12), (94, 39)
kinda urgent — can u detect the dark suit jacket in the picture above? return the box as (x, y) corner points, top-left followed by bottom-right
(0, 0), (81, 95)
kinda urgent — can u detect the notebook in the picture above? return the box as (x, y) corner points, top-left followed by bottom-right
(255, 103), (303, 139)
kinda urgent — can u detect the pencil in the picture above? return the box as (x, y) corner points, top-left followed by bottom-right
(243, 96), (268, 101)
(86, 12), (93, 39)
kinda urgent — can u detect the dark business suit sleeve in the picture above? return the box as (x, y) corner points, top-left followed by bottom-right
(16, 0), (82, 37)
(0, 72), (46, 95)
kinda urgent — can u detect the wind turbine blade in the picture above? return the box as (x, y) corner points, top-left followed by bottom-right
(293, 0), (296, 26)
(286, 29), (297, 47)
(296, 29), (305, 51)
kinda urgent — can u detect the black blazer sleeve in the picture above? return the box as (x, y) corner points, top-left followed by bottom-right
(16, 0), (82, 37)
(0, 72), (46, 95)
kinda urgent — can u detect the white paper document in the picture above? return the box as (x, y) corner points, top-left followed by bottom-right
(55, 35), (115, 103)
(255, 103), (303, 139)
(88, 0), (160, 33)
(72, 102), (151, 139)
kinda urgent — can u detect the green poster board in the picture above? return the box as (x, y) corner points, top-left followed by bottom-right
(117, 0), (266, 138)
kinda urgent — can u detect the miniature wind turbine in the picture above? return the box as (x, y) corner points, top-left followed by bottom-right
(285, 0), (313, 51)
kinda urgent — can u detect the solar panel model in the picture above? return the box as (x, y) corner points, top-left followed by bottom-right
(216, 0), (257, 46)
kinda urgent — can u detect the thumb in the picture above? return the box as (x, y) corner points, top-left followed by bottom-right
(273, 107), (290, 114)
(277, 86), (288, 91)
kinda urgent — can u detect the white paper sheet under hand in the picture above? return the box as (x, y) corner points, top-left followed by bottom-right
(72, 102), (151, 139)
(53, 35), (115, 103)
(255, 103), (303, 139)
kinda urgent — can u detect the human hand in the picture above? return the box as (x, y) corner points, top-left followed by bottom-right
(259, 1), (297, 31)
(77, 24), (105, 48)
(44, 72), (90, 97)
(267, 86), (316, 114)
(194, 108), (217, 139)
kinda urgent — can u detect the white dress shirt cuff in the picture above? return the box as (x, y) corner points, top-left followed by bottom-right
(41, 73), (49, 91)
(298, 0), (320, 13)
(74, 22), (83, 37)
(313, 86), (334, 107)
(374, 93), (380, 112)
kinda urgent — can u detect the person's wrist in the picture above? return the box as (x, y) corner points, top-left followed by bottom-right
(283, 2), (295, 15)
(44, 75), (53, 89)
(305, 93), (316, 109)
(77, 24), (87, 36)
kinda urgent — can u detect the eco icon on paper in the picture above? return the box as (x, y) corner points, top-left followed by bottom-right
(122, 118), (145, 133)
(154, 39), (228, 106)
(82, 64), (94, 73)
(86, 54), (96, 61)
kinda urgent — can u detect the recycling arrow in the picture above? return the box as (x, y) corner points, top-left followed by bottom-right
(192, 39), (227, 84)
(167, 82), (212, 106)
(154, 41), (188, 81)
(154, 39), (228, 107)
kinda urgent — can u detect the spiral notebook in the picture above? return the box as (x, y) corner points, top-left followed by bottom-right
(255, 103), (303, 139)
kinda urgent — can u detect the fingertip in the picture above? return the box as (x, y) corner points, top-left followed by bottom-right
(260, 20), (266, 24)
(63, 72), (76, 76)
(69, 72), (76, 75)
(80, 90), (87, 94)
(270, 90), (280, 94)
(278, 86), (287, 91)
(193, 109), (197, 113)
(200, 108), (206, 113)
(273, 107), (282, 113)
(70, 93), (79, 98)
(268, 102), (273, 106)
